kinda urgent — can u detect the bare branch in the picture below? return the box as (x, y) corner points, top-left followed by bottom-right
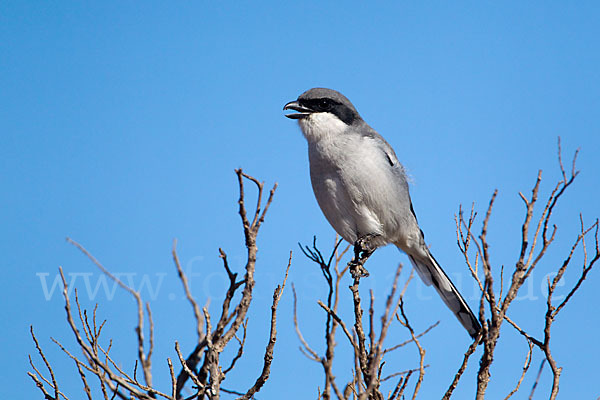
(528, 360), (545, 400)
(503, 339), (534, 400)
(397, 300), (425, 400)
(383, 321), (440, 355)
(74, 357), (93, 400)
(239, 251), (292, 399)
(292, 284), (320, 361)
(66, 238), (153, 388)
(298, 235), (350, 400)
(442, 332), (482, 400)
(30, 326), (61, 400)
(393, 371), (413, 400)
(167, 359), (176, 400)
(220, 170), (277, 348)
(175, 341), (204, 395)
(172, 239), (204, 341)
(27, 371), (59, 400)
(452, 139), (594, 400)
(553, 218), (599, 317)
(223, 320), (248, 375)
(317, 300), (357, 352)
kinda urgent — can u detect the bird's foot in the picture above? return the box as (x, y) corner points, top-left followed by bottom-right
(349, 260), (370, 279)
(355, 234), (379, 255)
(348, 234), (380, 279)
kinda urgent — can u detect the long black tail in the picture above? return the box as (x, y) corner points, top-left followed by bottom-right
(407, 250), (481, 339)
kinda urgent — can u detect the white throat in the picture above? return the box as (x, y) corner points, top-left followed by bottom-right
(298, 112), (348, 144)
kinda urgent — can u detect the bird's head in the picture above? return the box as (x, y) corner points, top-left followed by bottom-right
(283, 88), (362, 128)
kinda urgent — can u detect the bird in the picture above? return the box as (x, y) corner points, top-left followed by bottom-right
(283, 87), (481, 339)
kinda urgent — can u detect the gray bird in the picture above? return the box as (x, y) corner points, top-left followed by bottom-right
(284, 87), (481, 339)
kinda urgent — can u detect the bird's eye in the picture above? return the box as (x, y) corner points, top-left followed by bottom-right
(319, 99), (332, 110)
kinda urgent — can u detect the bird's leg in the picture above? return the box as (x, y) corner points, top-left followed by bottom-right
(349, 234), (379, 279)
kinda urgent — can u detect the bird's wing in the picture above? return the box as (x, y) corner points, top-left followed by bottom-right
(407, 251), (481, 339)
(360, 125), (401, 165)
(362, 124), (480, 338)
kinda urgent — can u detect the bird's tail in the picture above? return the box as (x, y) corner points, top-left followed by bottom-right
(406, 250), (481, 339)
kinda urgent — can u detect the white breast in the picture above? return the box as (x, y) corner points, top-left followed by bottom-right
(299, 113), (402, 246)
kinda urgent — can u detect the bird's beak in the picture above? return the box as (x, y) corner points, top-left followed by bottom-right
(283, 100), (313, 119)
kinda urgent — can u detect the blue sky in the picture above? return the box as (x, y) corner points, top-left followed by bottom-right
(2, 1), (599, 399)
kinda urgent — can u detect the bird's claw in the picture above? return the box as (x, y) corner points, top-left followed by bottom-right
(355, 235), (378, 254)
(348, 234), (379, 280)
(349, 260), (370, 279)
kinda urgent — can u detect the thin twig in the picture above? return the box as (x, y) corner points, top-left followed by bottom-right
(503, 340), (534, 400)
(239, 251), (292, 399)
(528, 360), (545, 400)
(172, 239), (204, 341)
(442, 332), (482, 400)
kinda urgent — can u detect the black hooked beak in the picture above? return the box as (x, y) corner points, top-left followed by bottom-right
(283, 100), (314, 119)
